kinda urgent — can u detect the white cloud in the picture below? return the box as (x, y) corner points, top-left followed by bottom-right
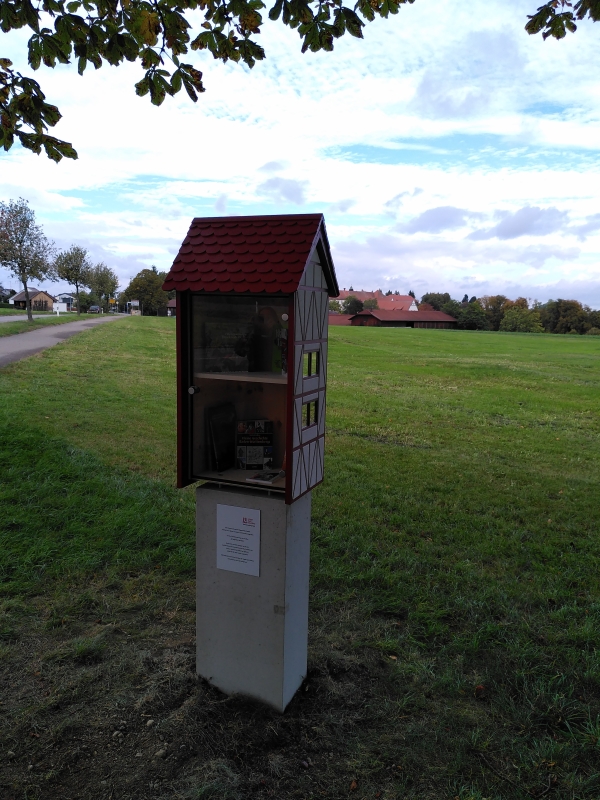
(1, 1), (600, 303)
(257, 177), (308, 205)
(398, 206), (484, 234)
(468, 206), (569, 240)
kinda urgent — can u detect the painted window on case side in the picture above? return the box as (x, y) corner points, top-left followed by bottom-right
(303, 350), (320, 378)
(302, 399), (318, 428)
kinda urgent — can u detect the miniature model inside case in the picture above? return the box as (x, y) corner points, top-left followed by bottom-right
(191, 295), (290, 490)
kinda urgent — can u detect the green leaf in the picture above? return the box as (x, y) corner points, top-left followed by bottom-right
(341, 7), (363, 37)
(28, 37), (43, 70)
(135, 76), (150, 97)
(170, 68), (182, 93)
(42, 135), (78, 162)
(269, 0), (283, 20)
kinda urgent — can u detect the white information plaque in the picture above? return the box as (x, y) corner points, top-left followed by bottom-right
(216, 504), (261, 577)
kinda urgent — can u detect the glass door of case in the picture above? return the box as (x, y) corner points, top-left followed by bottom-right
(189, 295), (290, 492)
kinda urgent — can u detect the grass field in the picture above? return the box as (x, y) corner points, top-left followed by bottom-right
(0, 313), (102, 338)
(1, 318), (599, 800)
(0, 309), (55, 316)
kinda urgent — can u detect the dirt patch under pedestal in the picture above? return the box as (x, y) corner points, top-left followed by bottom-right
(0, 579), (412, 800)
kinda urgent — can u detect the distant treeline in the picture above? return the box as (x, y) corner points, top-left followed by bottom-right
(420, 294), (600, 334)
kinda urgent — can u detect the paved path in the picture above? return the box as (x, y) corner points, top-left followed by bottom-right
(0, 315), (123, 368)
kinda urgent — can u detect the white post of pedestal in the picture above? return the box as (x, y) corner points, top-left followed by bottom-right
(196, 483), (312, 712)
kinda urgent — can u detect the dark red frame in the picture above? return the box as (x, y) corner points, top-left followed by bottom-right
(175, 290), (299, 503)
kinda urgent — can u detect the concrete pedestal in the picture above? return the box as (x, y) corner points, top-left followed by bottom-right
(196, 484), (312, 712)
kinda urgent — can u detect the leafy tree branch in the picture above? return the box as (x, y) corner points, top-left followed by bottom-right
(526, 0), (600, 40)
(2, 0), (598, 162)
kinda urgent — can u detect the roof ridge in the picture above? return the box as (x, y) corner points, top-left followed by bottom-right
(163, 214), (338, 296)
(191, 213), (323, 223)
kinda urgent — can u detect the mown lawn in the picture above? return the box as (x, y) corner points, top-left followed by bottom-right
(0, 318), (599, 800)
(0, 309), (56, 316)
(0, 313), (102, 337)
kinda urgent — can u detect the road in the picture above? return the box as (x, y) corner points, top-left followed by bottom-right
(0, 315), (123, 368)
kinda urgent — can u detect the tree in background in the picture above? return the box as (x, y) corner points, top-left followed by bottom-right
(456, 300), (489, 331)
(0, 198), (55, 321)
(508, 297), (529, 310)
(421, 292), (451, 311)
(54, 245), (92, 315)
(537, 299), (591, 334)
(76, 289), (101, 313)
(328, 299), (342, 313)
(423, 290), (600, 333)
(499, 306), (544, 333)
(120, 266), (169, 315)
(588, 307), (600, 329)
(440, 298), (462, 319)
(480, 295), (509, 331)
(408, 290), (416, 298)
(363, 298), (379, 310)
(88, 263), (119, 310)
(342, 295), (363, 315)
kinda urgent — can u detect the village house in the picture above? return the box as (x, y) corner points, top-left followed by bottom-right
(55, 293), (76, 311)
(337, 289), (419, 312)
(9, 289), (55, 311)
(349, 308), (457, 329)
(331, 289), (457, 328)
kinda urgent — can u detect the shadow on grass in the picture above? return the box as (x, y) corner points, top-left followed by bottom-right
(2, 418), (600, 798)
(0, 422), (195, 596)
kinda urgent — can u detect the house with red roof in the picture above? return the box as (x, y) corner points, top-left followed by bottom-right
(328, 314), (354, 326)
(338, 289), (419, 312)
(349, 308), (457, 329)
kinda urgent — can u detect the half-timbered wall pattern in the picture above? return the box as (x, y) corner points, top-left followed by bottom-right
(291, 248), (329, 500)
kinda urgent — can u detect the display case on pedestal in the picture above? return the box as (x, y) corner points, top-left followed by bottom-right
(163, 214), (338, 711)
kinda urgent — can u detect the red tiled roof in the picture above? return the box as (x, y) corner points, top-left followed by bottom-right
(351, 309), (457, 322)
(336, 291), (418, 311)
(163, 214), (338, 296)
(376, 298), (417, 311)
(328, 313), (353, 326)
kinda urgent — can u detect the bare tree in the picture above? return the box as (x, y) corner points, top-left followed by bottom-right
(54, 245), (92, 316)
(0, 198), (55, 321)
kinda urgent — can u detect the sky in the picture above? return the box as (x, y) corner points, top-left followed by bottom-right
(1, 0), (600, 305)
